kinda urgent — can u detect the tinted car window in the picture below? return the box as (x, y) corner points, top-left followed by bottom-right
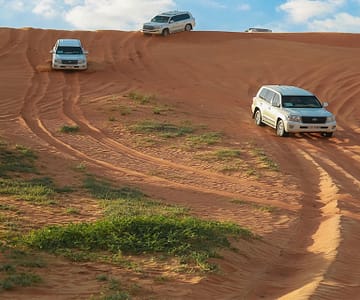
(172, 15), (181, 22)
(56, 46), (83, 54)
(180, 14), (190, 20)
(151, 15), (170, 23)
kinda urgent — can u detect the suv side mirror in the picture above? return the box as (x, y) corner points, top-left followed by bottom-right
(323, 102), (328, 107)
(169, 20), (174, 23)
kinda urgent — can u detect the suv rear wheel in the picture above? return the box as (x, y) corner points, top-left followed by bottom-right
(276, 119), (288, 137)
(185, 24), (192, 31)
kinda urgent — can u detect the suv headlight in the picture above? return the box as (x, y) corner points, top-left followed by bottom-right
(288, 115), (301, 122)
(78, 60), (85, 64)
(327, 115), (336, 122)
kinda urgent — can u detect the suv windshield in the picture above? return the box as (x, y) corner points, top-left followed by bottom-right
(282, 96), (322, 108)
(151, 15), (170, 23)
(56, 46), (83, 55)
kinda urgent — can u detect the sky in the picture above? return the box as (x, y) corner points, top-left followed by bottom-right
(1, 0), (360, 33)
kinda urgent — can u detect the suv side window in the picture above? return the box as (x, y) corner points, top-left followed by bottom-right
(172, 15), (181, 22)
(259, 88), (268, 101)
(259, 88), (275, 103)
(179, 14), (189, 21)
(265, 91), (275, 103)
(272, 93), (280, 107)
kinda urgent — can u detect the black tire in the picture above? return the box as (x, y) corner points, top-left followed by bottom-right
(276, 119), (288, 137)
(322, 132), (333, 137)
(185, 24), (192, 31)
(254, 110), (263, 126)
(162, 28), (170, 37)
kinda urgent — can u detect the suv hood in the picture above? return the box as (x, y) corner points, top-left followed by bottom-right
(143, 21), (166, 27)
(54, 54), (85, 60)
(284, 107), (332, 117)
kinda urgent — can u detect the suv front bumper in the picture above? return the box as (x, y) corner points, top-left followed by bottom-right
(285, 120), (337, 133)
(142, 28), (164, 35)
(52, 63), (87, 70)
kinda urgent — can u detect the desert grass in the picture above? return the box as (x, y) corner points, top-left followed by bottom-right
(23, 175), (253, 272)
(125, 91), (156, 104)
(0, 244), (44, 291)
(59, 124), (80, 133)
(130, 120), (194, 138)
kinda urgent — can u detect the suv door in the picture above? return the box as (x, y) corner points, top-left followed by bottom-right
(170, 15), (183, 32)
(266, 93), (281, 127)
(178, 14), (190, 31)
(260, 89), (275, 125)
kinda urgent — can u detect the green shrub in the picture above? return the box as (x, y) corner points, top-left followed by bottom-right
(23, 216), (250, 263)
(60, 125), (80, 133)
(0, 178), (55, 203)
(0, 143), (37, 176)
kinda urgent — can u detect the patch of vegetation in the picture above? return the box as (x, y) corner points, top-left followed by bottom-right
(231, 199), (276, 213)
(83, 176), (187, 218)
(130, 120), (194, 138)
(65, 207), (80, 215)
(0, 178), (55, 203)
(60, 124), (80, 133)
(74, 162), (87, 172)
(153, 105), (172, 115)
(23, 215), (248, 268)
(22, 176), (253, 271)
(125, 91), (156, 105)
(0, 272), (42, 291)
(118, 106), (132, 116)
(186, 132), (222, 148)
(0, 143), (37, 176)
(0, 204), (18, 212)
(0, 246), (44, 292)
(197, 149), (241, 161)
(251, 148), (279, 171)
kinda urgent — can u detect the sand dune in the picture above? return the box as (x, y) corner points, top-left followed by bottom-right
(0, 27), (359, 299)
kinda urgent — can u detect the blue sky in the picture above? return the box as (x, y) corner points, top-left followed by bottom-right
(1, 0), (360, 32)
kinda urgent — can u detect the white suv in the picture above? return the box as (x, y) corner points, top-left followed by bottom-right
(50, 39), (88, 70)
(251, 85), (336, 137)
(142, 11), (195, 36)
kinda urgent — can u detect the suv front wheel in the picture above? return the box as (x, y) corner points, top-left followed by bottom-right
(276, 119), (288, 137)
(254, 110), (263, 126)
(162, 28), (170, 36)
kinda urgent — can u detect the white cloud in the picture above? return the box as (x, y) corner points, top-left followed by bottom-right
(32, 0), (57, 18)
(236, 4), (251, 11)
(9, 1), (25, 11)
(308, 12), (360, 32)
(64, 0), (175, 30)
(279, 0), (346, 23)
(64, 0), (81, 4)
(200, 0), (227, 9)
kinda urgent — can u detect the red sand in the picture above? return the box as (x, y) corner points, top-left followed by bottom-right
(0, 28), (359, 299)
